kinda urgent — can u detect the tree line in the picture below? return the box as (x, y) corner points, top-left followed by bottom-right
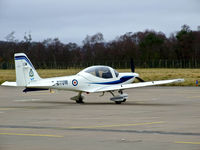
(0, 25), (200, 69)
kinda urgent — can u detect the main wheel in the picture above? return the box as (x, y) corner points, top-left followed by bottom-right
(76, 97), (84, 103)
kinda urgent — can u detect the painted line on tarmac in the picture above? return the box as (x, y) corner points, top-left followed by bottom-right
(68, 121), (165, 129)
(187, 96), (200, 99)
(14, 99), (41, 102)
(175, 141), (200, 145)
(0, 128), (13, 130)
(0, 108), (15, 113)
(2, 123), (200, 137)
(0, 108), (14, 111)
(0, 132), (63, 138)
(178, 91), (200, 94)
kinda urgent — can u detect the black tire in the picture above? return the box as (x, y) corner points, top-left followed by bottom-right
(76, 100), (84, 103)
(115, 101), (122, 104)
(76, 97), (84, 103)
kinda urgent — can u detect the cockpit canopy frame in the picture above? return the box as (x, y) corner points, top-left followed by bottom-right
(84, 66), (119, 79)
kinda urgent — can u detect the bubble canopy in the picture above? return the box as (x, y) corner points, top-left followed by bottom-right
(83, 66), (119, 79)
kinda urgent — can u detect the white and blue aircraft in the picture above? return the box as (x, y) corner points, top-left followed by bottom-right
(2, 53), (184, 104)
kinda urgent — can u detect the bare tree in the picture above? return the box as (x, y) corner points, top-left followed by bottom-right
(24, 32), (32, 42)
(5, 31), (17, 42)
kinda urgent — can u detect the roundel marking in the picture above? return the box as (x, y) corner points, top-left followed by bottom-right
(72, 79), (78, 86)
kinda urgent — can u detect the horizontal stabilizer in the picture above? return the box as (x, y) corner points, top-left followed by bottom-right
(27, 82), (55, 88)
(1, 81), (17, 87)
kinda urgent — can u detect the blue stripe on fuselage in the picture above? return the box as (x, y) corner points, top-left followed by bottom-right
(15, 56), (34, 68)
(91, 76), (134, 85)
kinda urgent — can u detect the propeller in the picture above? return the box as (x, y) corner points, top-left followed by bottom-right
(130, 58), (135, 73)
(130, 58), (145, 82)
(135, 77), (145, 82)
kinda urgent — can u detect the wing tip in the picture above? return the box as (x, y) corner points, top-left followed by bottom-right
(176, 79), (185, 83)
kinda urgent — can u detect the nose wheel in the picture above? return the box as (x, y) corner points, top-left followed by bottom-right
(115, 101), (121, 104)
(109, 90), (128, 104)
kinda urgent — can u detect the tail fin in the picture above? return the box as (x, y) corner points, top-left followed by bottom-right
(15, 53), (41, 86)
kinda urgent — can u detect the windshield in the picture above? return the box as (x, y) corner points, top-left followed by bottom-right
(85, 66), (113, 79)
(114, 69), (119, 77)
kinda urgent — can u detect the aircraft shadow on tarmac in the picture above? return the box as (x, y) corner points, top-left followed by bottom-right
(4, 100), (180, 110)
(24, 100), (179, 107)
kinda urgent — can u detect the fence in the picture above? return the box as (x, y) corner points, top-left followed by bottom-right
(1, 59), (200, 69)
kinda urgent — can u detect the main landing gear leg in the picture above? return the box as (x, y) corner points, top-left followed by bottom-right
(118, 90), (126, 102)
(76, 92), (84, 104)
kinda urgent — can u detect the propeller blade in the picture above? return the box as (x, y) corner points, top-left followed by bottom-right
(130, 58), (135, 72)
(135, 77), (145, 82)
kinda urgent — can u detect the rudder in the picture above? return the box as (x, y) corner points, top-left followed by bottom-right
(14, 53), (41, 86)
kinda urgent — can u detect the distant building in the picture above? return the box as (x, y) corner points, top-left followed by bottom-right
(198, 26), (200, 31)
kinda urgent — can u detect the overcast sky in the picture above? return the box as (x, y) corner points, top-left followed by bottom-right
(0, 0), (200, 44)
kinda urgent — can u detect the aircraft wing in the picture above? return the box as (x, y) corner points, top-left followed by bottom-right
(1, 81), (17, 86)
(89, 79), (184, 93)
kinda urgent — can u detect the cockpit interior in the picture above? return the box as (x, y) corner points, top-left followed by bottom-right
(84, 66), (119, 79)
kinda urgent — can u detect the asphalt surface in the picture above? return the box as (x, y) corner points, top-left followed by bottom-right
(0, 86), (200, 150)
